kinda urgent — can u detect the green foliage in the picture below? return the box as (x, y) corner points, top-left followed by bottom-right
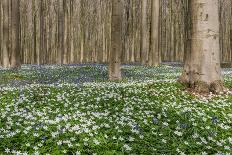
(0, 65), (232, 154)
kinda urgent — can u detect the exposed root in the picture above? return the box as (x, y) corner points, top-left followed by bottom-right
(179, 79), (224, 95)
(184, 87), (231, 100)
(177, 73), (189, 87)
(210, 80), (224, 94)
(194, 81), (210, 94)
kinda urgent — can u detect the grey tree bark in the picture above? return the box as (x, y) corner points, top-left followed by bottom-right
(10, 0), (21, 69)
(141, 0), (148, 65)
(2, 0), (10, 68)
(57, 0), (64, 64)
(149, 0), (160, 66)
(179, 0), (224, 94)
(39, 0), (45, 65)
(109, 0), (123, 81)
(63, 0), (68, 64)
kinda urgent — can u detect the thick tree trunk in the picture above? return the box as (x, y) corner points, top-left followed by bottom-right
(10, 0), (21, 69)
(149, 0), (160, 66)
(179, 0), (223, 94)
(2, 0), (10, 68)
(109, 0), (122, 81)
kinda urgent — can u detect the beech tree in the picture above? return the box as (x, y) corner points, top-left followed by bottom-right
(39, 0), (46, 65)
(63, 0), (69, 65)
(109, 0), (123, 81)
(58, 0), (64, 64)
(149, 0), (160, 66)
(179, 0), (224, 93)
(10, 0), (21, 69)
(2, 0), (10, 68)
(0, 0), (232, 66)
(140, 0), (148, 65)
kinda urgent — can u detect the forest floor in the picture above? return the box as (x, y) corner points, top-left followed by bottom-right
(0, 64), (232, 154)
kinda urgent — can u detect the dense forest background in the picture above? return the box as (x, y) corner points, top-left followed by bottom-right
(0, 0), (231, 65)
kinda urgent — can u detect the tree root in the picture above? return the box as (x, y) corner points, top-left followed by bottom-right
(210, 80), (224, 94)
(178, 79), (224, 94)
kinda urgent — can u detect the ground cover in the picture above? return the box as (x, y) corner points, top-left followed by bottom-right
(0, 65), (232, 154)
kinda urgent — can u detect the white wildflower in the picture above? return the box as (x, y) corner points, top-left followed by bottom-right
(123, 144), (132, 151)
(174, 131), (183, 136)
(93, 139), (100, 145)
(5, 148), (10, 154)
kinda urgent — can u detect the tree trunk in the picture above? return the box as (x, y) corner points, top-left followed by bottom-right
(179, 0), (223, 94)
(70, 0), (74, 64)
(109, 0), (123, 81)
(57, 0), (64, 64)
(10, 0), (21, 69)
(39, 0), (45, 65)
(63, 0), (68, 64)
(141, 0), (148, 65)
(2, 0), (10, 68)
(149, 0), (160, 66)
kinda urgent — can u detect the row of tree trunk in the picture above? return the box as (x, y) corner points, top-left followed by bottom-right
(0, 0), (226, 94)
(0, 0), (232, 66)
(111, 0), (224, 93)
(0, 0), (21, 69)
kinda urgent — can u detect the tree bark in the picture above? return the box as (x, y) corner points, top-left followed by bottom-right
(2, 0), (10, 68)
(39, 0), (45, 65)
(109, 0), (122, 81)
(10, 0), (21, 69)
(149, 0), (160, 66)
(70, 0), (74, 64)
(57, 0), (64, 64)
(63, 0), (68, 64)
(140, 0), (148, 65)
(179, 0), (224, 94)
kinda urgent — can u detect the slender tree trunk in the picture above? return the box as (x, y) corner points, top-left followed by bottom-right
(130, 0), (135, 63)
(70, 0), (74, 64)
(63, 0), (68, 64)
(0, 0), (1, 66)
(33, 0), (39, 65)
(141, 0), (148, 65)
(80, 0), (84, 63)
(109, 0), (123, 81)
(2, 0), (10, 68)
(57, 0), (64, 64)
(10, 0), (21, 69)
(39, 0), (45, 65)
(149, 0), (160, 66)
(179, 0), (223, 94)
(230, 2), (232, 67)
